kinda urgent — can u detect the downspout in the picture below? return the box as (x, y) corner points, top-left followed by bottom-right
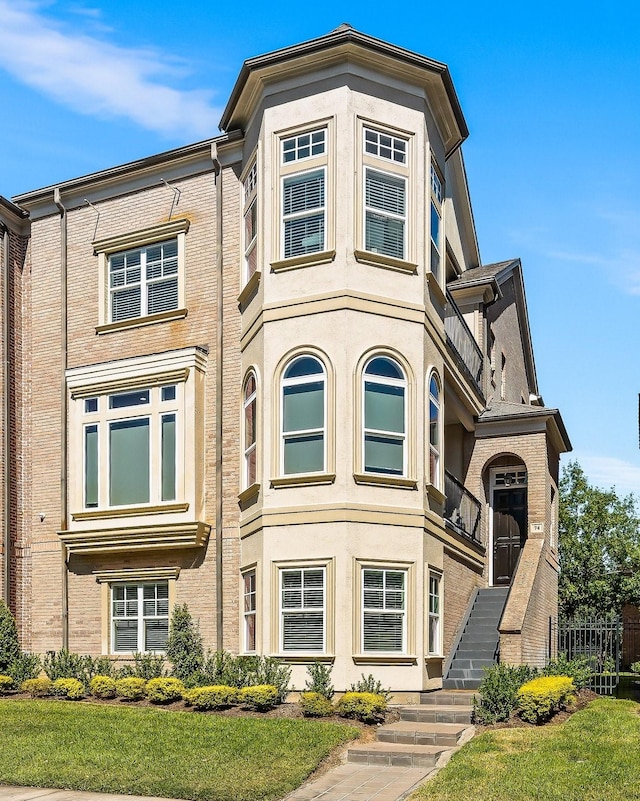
(1, 223), (9, 605)
(53, 189), (69, 650)
(212, 149), (224, 651)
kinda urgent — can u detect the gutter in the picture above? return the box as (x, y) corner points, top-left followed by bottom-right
(53, 188), (69, 650)
(1, 223), (9, 604)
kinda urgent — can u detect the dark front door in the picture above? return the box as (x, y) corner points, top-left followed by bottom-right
(493, 487), (527, 585)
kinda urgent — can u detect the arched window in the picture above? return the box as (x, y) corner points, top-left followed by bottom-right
(363, 356), (406, 476)
(429, 372), (441, 489)
(281, 355), (326, 475)
(243, 372), (257, 488)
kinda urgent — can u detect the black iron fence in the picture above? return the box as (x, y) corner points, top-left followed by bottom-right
(551, 616), (620, 695)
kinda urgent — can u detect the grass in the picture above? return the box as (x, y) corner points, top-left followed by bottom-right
(0, 700), (359, 800)
(411, 698), (640, 801)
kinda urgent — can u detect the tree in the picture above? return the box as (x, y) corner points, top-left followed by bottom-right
(0, 600), (20, 673)
(166, 603), (204, 682)
(559, 461), (640, 617)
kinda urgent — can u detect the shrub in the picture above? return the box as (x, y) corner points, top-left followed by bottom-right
(115, 677), (147, 701)
(132, 651), (166, 680)
(184, 685), (239, 710)
(192, 652), (291, 700)
(0, 601), (20, 674)
(239, 684), (279, 711)
(517, 675), (576, 724)
(52, 677), (84, 700)
(473, 663), (539, 724)
(0, 674), (14, 693)
(299, 691), (334, 717)
(43, 649), (94, 687)
(93, 656), (116, 678)
(145, 677), (185, 704)
(543, 654), (592, 689)
(349, 673), (392, 702)
(166, 604), (204, 683)
(305, 661), (334, 700)
(630, 661), (640, 675)
(21, 677), (52, 697)
(250, 657), (291, 702)
(7, 652), (42, 686)
(90, 675), (117, 699)
(337, 691), (387, 723)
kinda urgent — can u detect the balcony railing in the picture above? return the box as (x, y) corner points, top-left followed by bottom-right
(444, 470), (482, 546)
(444, 290), (483, 394)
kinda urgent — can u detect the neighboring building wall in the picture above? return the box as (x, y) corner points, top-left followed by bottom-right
(442, 548), (483, 657)
(486, 276), (530, 405)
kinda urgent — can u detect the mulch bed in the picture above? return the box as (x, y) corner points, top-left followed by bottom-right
(476, 688), (600, 732)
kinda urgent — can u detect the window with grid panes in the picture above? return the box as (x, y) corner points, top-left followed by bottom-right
(428, 573), (441, 655)
(109, 239), (178, 322)
(243, 372), (257, 488)
(429, 373), (441, 489)
(362, 568), (406, 652)
(111, 582), (169, 653)
(243, 162), (258, 283)
(430, 164), (443, 282)
(280, 567), (325, 652)
(243, 571), (256, 653)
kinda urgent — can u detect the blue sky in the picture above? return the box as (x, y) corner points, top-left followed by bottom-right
(2, 0), (639, 495)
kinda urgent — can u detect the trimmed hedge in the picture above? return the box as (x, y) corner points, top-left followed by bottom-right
(90, 675), (117, 699)
(517, 675), (576, 724)
(145, 677), (185, 704)
(239, 684), (278, 711)
(115, 677), (147, 701)
(0, 674), (13, 694)
(337, 691), (387, 723)
(183, 685), (238, 710)
(21, 677), (52, 697)
(52, 678), (84, 700)
(299, 691), (334, 717)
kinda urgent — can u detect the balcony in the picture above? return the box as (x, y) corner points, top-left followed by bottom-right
(444, 291), (483, 395)
(444, 470), (482, 546)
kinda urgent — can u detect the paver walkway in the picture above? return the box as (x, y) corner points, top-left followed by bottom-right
(283, 763), (433, 801)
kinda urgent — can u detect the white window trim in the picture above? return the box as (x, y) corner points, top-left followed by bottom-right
(430, 162), (444, 285)
(363, 167), (407, 260)
(428, 371), (442, 491)
(427, 570), (442, 656)
(280, 356), (327, 477)
(362, 357), (407, 478)
(361, 566), (407, 654)
(110, 581), (169, 655)
(243, 371), (258, 490)
(280, 166), (327, 260)
(242, 568), (257, 654)
(279, 565), (326, 654)
(242, 159), (258, 286)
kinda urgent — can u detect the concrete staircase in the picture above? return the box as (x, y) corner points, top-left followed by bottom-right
(443, 587), (509, 690)
(347, 690), (475, 769)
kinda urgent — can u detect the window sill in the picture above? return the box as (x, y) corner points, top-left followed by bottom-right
(96, 308), (187, 335)
(352, 654), (417, 665)
(353, 473), (417, 490)
(271, 250), (336, 273)
(425, 655), (443, 663)
(72, 502), (189, 522)
(238, 271), (261, 307)
(427, 272), (446, 306)
(238, 483), (260, 504)
(354, 249), (418, 275)
(271, 473), (336, 488)
(426, 483), (446, 505)
(273, 654), (335, 664)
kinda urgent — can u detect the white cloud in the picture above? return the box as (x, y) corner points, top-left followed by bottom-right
(0, 1), (221, 138)
(570, 453), (640, 498)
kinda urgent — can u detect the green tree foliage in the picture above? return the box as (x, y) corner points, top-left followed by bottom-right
(166, 603), (204, 682)
(559, 461), (640, 617)
(0, 600), (20, 674)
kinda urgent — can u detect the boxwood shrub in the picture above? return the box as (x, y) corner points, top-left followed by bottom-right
(145, 677), (185, 704)
(239, 684), (279, 711)
(115, 677), (147, 701)
(52, 677), (84, 700)
(517, 675), (576, 724)
(0, 674), (13, 694)
(90, 675), (117, 699)
(183, 685), (238, 710)
(21, 677), (52, 697)
(337, 691), (387, 723)
(299, 691), (334, 717)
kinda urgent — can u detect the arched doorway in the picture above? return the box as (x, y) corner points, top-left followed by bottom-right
(489, 462), (527, 586)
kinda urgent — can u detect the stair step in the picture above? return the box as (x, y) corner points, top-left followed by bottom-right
(378, 721), (468, 747)
(419, 690), (476, 706)
(399, 704), (473, 724)
(442, 677), (482, 690)
(446, 668), (485, 680)
(347, 741), (447, 768)
(449, 658), (494, 669)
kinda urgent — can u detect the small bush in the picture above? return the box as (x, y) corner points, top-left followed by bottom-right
(132, 651), (166, 680)
(251, 657), (291, 702)
(115, 677), (147, 701)
(0, 601), (20, 674)
(7, 652), (42, 686)
(167, 604), (204, 683)
(630, 661), (640, 675)
(517, 675), (576, 724)
(337, 691), (387, 723)
(473, 663), (539, 724)
(21, 677), (52, 697)
(239, 684), (279, 711)
(145, 677), (185, 704)
(43, 649), (94, 686)
(90, 675), (117, 699)
(299, 691), (334, 717)
(52, 677), (84, 700)
(349, 673), (392, 702)
(305, 661), (334, 700)
(543, 655), (592, 689)
(184, 685), (239, 710)
(93, 656), (116, 678)
(0, 674), (14, 693)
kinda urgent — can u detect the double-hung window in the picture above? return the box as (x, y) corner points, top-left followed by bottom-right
(109, 240), (178, 322)
(83, 384), (179, 509)
(428, 372), (442, 489)
(243, 570), (257, 653)
(243, 372), (257, 488)
(362, 568), (406, 652)
(430, 163), (443, 283)
(363, 357), (406, 476)
(280, 128), (327, 260)
(362, 126), (409, 261)
(111, 581), (169, 653)
(280, 567), (325, 652)
(428, 572), (442, 655)
(243, 161), (258, 283)
(281, 356), (326, 475)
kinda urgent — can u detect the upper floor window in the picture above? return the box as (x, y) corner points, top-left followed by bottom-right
(363, 356), (406, 476)
(243, 161), (258, 283)
(428, 372), (442, 489)
(282, 169), (325, 258)
(282, 129), (326, 163)
(281, 355), (326, 475)
(364, 128), (406, 164)
(430, 163), (443, 283)
(243, 372), (257, 488)
(109, 240), (178, 322)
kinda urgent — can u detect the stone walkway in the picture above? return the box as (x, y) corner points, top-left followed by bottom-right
(283, 763), (434, 801)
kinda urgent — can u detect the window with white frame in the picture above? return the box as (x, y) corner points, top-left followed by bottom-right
(362, 126), (409, 260)
(281, 355), (326, 475)
(363, 356), (406, 476)
(280, 127), (327, 260)
(430, 163), (443, 283)
(111, 582), (169, 653)
(362, 568), (406, 652)
(243, 372), (257, 488)
(109, 240), (178, 322)
(83, 384), (179, 509)
(243, 570), (256, 653)
(243, 161), (258, 283)
(280, 567), (325, 652)
(428, 372), (441, 489)
(428, 572), (441, 655)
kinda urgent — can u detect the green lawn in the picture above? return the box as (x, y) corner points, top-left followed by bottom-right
(0, 700), (359, 801)
(412, 698), (640, 801)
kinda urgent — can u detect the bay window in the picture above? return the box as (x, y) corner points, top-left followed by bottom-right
(363, 356), (406, 476)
